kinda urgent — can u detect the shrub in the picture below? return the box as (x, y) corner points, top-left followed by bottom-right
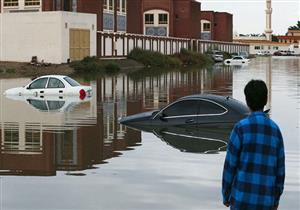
(104, 61), (120, 74)
(6, 68), (16, 74)
(70, 56), (103, 73)
(175, 48), (213, 66)
(128, 48), (181, 68)
(166, 56), (182, 67)
(222, 52), (232, 60)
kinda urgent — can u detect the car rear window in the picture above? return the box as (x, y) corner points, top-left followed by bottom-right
(163, 100), (199, 117)
(64, 77), (80, 87)
(198, 100), (226, 115)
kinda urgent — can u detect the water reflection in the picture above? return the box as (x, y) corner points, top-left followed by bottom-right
(1, 57), (298, 210)
(5, 95), (92, 112)
(0, 67), (233, 176)
(152, 125), (232, 154)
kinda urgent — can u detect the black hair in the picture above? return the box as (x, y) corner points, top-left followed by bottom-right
(244, 80), (268, 111)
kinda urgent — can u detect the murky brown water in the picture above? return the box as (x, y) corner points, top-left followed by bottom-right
(0, 57), (299, 209)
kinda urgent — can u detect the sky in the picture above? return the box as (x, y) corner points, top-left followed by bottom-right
(198, 0), (300, 35)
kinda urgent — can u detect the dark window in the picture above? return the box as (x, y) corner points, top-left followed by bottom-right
(29, 78), (48, 89)
(145, 14), (154, 24)
(47, 78), (65, 88)
(233, 57), (243, 60)
(109, 0), (113, 10)
(159, 14), (168, 24)
(63, 0), (71, 11)
(121, 0), (126, 12)
(25, 0), (40, 6)
(4, 0), (19, 7)
(203, 23), (211, 31)
(117, 0), (120, 11)
(163, 100), (199, 117)
(64, 77), (80, 87)
(198, 100), (226, 115)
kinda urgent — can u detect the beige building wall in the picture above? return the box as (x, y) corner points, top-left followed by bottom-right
(0, 11), (97, 64)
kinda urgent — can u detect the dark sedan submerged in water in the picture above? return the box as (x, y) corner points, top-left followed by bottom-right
(119, 94), (250, 129)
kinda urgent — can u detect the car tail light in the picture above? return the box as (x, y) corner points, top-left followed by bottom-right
(79, 89), (86, 100)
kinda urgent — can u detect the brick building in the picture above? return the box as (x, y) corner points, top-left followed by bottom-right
(1, 0), (232, 41)
(201, 11), (233, 42)
(127, 0), (201, 39)
(277, 29), (300, 51)
(0, 0), (235, 62)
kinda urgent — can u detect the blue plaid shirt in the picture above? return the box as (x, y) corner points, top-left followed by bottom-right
(222, 112), (285, 210)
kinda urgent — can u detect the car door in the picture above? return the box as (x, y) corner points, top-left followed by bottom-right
(26, 77), (49, 96)
(45, 77), (65, 95)
(153, 99), (200, 126)
(197, 99), (228, 126)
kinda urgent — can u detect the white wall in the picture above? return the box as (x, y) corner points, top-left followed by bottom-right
(60, 12), (97, 63)
(249, 44), (290, 55)
(0, 11), (96, 64)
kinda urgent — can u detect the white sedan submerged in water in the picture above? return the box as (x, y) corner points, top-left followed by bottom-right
(224, 56), (250, 65)
(4, 75), (92, 99)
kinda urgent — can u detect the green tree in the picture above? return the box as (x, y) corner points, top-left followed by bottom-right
(288, 21), (300, 30)
(272, 35), (278, 42)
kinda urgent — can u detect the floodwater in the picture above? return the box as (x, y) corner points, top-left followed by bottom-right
(0, 57), (299, 210)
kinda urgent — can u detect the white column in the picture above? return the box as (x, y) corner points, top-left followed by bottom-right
(265, 0), (273, 41)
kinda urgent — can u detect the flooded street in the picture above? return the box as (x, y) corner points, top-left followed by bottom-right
(0, 57), (299, 210)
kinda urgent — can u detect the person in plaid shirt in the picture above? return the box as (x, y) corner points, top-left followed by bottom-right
(222, 80), (285, 210)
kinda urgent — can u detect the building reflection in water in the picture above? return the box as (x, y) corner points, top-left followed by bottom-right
(0, 67), (233, 176)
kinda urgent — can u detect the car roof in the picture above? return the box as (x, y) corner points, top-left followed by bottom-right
(37, 75), (68, 80)
(179, 94), (249, 114)
(181, 94), (227, 101)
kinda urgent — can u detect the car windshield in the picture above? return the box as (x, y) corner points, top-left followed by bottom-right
(64, 77), (80, 87)
(233, 57), (243, 60)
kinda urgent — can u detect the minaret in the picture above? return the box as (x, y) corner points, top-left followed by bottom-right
(265, 0), (273, 41)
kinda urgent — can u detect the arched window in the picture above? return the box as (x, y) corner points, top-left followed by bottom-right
(144, 10), (169, 37)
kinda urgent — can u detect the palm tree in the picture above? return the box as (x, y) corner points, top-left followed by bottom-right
(288, 21), (300, 30)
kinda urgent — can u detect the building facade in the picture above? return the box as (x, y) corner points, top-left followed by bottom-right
(201, 11), (233, 42)
(277, 30), (300, 52)
(0, 0), (237, 62)
(233, 39), (291, 55)
(1, 0), (232, 41)
(127, 0), (201, 39)
(0, 0), (126, 33)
